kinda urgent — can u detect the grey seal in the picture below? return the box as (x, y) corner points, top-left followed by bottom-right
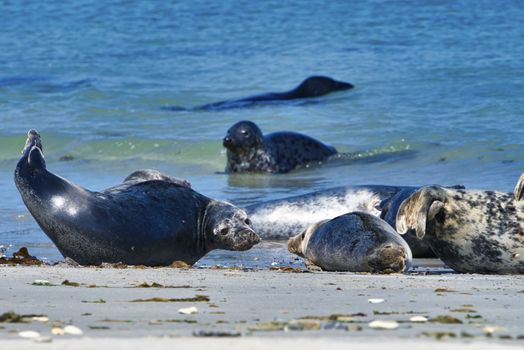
(223, 120), (337, 173)
(396, 185), (524, 274)
(288, 212), (412, 273)
(164, 76), (353, 111)
(14, 130), (260, 266)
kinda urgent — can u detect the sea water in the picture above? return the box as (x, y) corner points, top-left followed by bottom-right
(0, 0), (523, 266)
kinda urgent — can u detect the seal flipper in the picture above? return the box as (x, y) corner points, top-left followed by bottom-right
(396, 186), (446, 239)
(514, 173), (524, 201)
(304, 259), (323, 272)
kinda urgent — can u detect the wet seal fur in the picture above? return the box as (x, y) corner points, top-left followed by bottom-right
(165, 76), (353, 111)
(288, 212), (412, 273)
(223, 120), (337, 173)
(396, 185), (524, 274)
(246, 185), (438, 258)
(14, 130), (260, 266)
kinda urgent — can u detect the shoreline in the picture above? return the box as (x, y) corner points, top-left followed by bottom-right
(0, 265), (523, 348)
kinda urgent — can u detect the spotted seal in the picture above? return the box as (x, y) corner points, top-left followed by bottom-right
(288, 212), (412, 273)
(223, 120), (337, 173)
(396, 185), (524, 274)
(165, 76), (353, 111)
(14, 130), (260, 266)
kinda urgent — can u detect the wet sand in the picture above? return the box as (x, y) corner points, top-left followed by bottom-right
(0, 264), (523, 349)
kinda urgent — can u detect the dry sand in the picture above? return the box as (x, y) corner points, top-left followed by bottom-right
(0, 264), (523, 349)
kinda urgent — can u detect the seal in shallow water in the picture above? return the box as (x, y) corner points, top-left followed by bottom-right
(14, 130), (260, 266)
(223, 120), (337, 173)
(165, 76), (353, 111)
(288, 212), (412, 273)
(396, 185), (524, 274)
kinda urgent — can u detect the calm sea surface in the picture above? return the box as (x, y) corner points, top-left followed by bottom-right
(1, 1), (523, 265)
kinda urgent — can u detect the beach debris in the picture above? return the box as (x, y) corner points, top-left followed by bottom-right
(51, 327), (65, 335)
(269, 266), (307, 273)
(32, 316), (49, 322)
(89, 325), (110, 330)
(178, 306), (198, 315)
(421, 331), (456, 340)
(32, 280), (53, 286)
(285, 320), (321, 331)
(248, 321), (287, 332)
(368, 320), (399, 330)
(0, 311), (25, 323)
(368, 298), (385, 304)
(131, 295), (209, 303)
(135, 282), (192, 288)
(82, 298), (106, 304)
(434, 287), (455, 293)
(409, 316), (428, 323)
(193, 330), (241, 337)
(466, 314), (483, 319)
(18, 330), (40, 339)
(300, 313), (366, 322)
(61, 280), (81, 287)
(63, 325), (83, 335)
(429, 315), (462, 324)
(170, 260), (191, 268)
(450, 307), (477, 313)
(483, 325), (502, 336)
(0, 247), (42, 266)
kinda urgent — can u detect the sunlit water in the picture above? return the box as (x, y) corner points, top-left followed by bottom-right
(1, 1), (523, 266)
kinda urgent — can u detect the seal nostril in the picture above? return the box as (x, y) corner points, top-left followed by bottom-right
(220, 227), (229, 235)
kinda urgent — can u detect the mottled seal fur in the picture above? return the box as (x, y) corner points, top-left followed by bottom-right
(396, 185), (524, 274)
(165, 76), (353, 111)
(14, 130), (260, 266)
(288, 212), (412, 273)
(223, 120), (337, 173)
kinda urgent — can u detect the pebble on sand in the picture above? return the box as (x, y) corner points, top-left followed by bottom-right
(18, 330), (40, 339)
(368, 298), (385, 304)
(178, 306), (198, 315)
(368, 320), (399, 330)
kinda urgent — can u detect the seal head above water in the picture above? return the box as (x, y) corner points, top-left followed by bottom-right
(14, 130), (260, 266)
(223, 120), (337, 173)
(288, 212), (412, 273)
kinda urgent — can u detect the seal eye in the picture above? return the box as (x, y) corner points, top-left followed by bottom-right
(240, 130), (249, 137)
(244, 218), (251, 226)
(220, 227), (229, 235)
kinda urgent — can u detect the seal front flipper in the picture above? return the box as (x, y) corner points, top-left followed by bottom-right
(304, 259), (323, 272)
(514, 173), (524, 201)
(396, 186), (446, 239)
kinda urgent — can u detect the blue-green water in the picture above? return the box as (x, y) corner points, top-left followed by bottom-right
(1, 1), (523, 265)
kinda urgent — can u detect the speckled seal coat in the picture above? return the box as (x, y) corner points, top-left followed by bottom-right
(396, 185), (524, 274)
(14, 130), (260, 266)
(288, 212), (412, 273)
(223, 120), (337, 173)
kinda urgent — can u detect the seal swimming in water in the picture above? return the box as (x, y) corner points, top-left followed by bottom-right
(164, 76), (354, 111)
(223, 120), (337, 173)
(396, 185), (524, 274)
(14, 130), (260, 266)
(288, 212), (412, 273)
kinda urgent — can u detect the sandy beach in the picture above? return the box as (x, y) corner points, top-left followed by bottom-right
(0, 264), (523, 349)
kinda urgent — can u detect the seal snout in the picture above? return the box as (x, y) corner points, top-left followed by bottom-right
(223, 135), (235, 148)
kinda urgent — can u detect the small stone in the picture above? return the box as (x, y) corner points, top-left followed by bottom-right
(368, 320), (399, 330)
(409, 316), (428, 323)
(19, 330), (40, 339)
(178, 306), (198, 315)
(368, 298), (385, 304)
(32, 316), (49, 322)
(51, 327), (65, 335)
(63, 325), (83, 335)
(33, 336), (52, 343)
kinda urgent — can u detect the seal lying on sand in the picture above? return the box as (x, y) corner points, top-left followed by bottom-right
(396, 185), (524, 274)
(164, 76), (353, 111)
(245, 185), (437, 258)
(288, 212), (412, 273)
(223, 120), (337, 173)
(14, 130), (260, 266)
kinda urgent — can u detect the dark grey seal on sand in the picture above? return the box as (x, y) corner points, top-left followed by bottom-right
(14, 130), (260, 266)
(166, 76), (353, 111)
(288, 212), (412, 273)
(223, 120), (337, 173)
(396, 185), (524, 274)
